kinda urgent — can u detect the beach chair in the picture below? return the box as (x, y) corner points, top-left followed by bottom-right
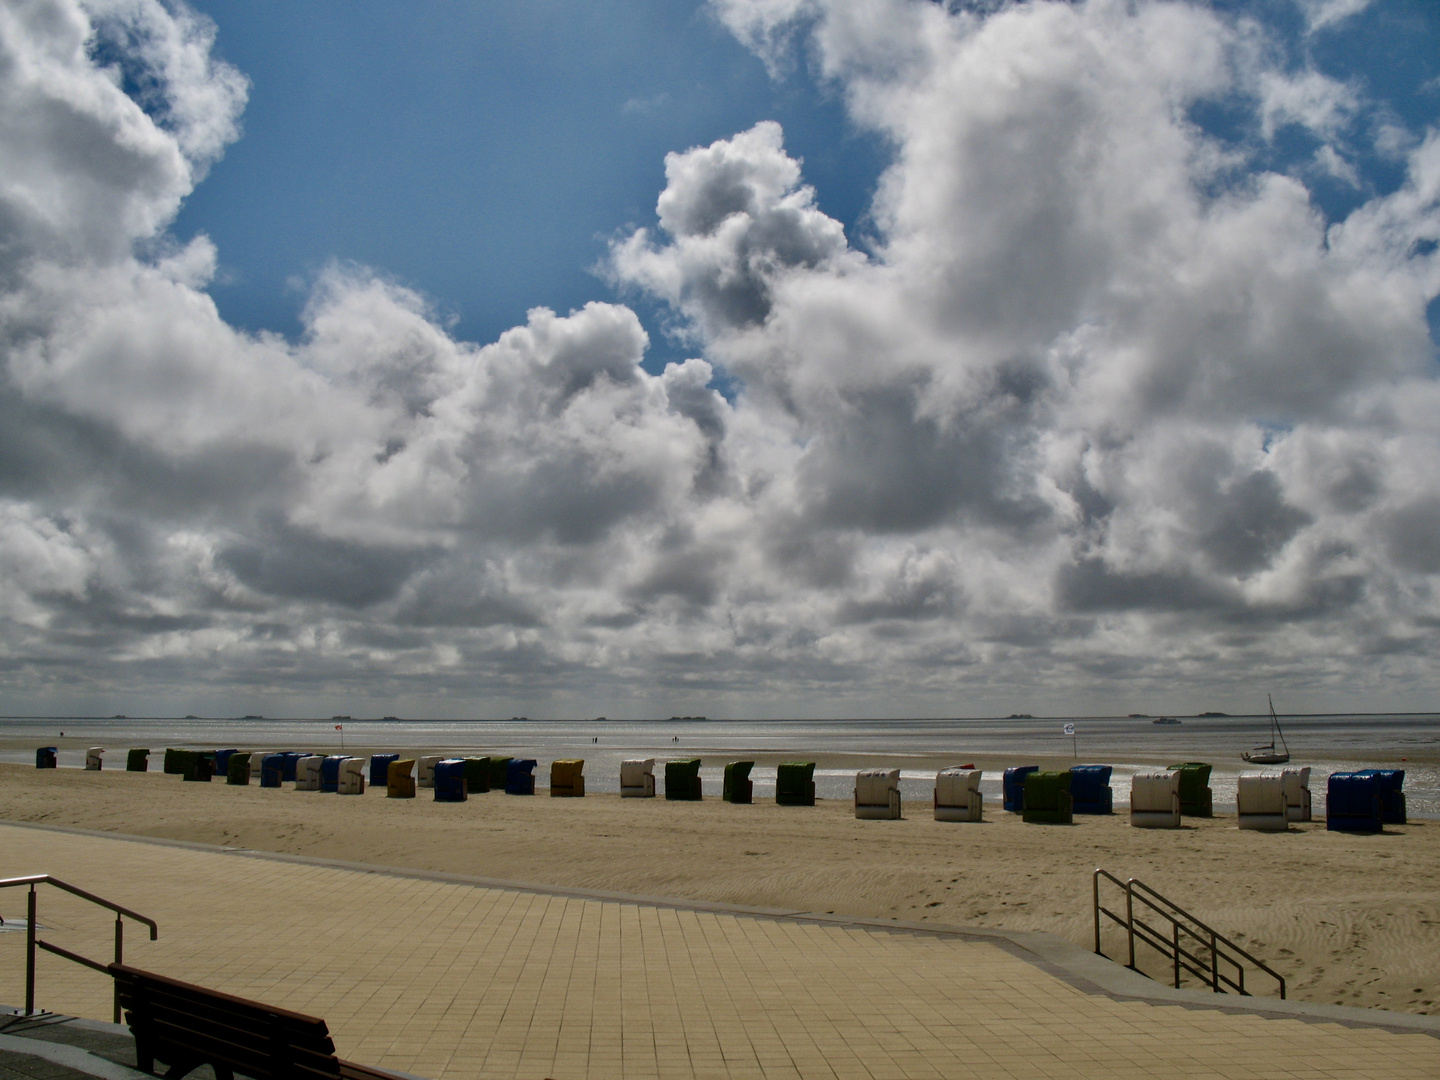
(1326, 772), (1383, 833)
(1355, 769), (1406, 825)
(183, 753), (213, 782)
(776, 762), (816, 806)
(463, 757), (491, 794)
(259, 754), (286, 788)
(387, 758), (416, 798)
(337, 757), (365, 795)
(213, 749), (240, 777)
(320, 755), (347, 793)
(278, 752), (303, 783)
(621, 758), (656, 798)
(506, 759), (537, 795)
(226, 752), (251, 786)
(550, 759), (585, 797)
(1129, 771), (1181, 828)
(1022, 771), (1073, 824)
(723, 761), (754, 804)
(85, 747), (104, 771)
(163, 748), (186, 774)
(369, 753), (399, 788)
(854, 769), (902, 819)
(294, 755), (323, 791)
(1167, 762), (1214, 817)
(126, 748), (149, 772)
(487, 757), (513, 791)
(664, 759), (702, 801)
(1237, 774), (1288, 831)
(1281, 766), (1312, 822)
(1002, 766), (1039, 812)
(934, 767), (983, 822)
(416, 755), (445, 789)
(433, 759), (467, 802)
(35, 747), (57, 769)
(1068, 765), (1113, 814)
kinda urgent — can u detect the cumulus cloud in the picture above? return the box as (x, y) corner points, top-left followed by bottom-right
(1, 0), (1438, 715)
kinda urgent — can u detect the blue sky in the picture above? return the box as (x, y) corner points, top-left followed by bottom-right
(174, 0), (889, 372)
(3, 0), (1440, 718)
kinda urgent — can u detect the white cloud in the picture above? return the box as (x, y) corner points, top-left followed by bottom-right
(1294, 0), (1372, 35)
(0, 0), (1438, 715)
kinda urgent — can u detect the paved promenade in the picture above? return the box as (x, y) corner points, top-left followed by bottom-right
(0, 824), (1435, 1080)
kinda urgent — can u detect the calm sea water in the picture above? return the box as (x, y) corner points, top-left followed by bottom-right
(4, 714), (1437, 814)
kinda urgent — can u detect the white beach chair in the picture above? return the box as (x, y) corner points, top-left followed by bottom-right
(337, 757), (366, 795)
(1281, 766), (1311, 822)
(85, 747), (104, 771)
(1129, 771), (1180, 828)
(417, 754), (444, 789)
(1237, 774), (1288, 831)
(855, 769), (902, 819)
(934, 767), (983, 822)
(620, 758), (655, 798)
(294, 755), (323, 791)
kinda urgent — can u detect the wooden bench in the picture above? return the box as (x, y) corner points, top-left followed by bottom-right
(110, 963), (410, 1080)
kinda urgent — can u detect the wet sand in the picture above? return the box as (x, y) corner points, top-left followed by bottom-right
(1, 758), (1435, 1016)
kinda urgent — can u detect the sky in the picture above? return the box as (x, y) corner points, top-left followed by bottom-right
(1, 0), (1438, 720)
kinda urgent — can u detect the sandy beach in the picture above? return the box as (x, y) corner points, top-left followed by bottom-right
(1, 755), (1435, 1018)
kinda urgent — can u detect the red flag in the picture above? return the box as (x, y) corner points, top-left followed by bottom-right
(335, 724), (343, 730)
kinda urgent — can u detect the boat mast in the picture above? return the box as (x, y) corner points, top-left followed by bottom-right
(1268, 693), (1289, 756)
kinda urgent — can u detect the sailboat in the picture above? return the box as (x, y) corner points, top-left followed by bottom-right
(1241, 694), (1290, 764)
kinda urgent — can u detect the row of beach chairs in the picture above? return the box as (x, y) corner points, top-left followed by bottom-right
(42, 747), (1405, 831)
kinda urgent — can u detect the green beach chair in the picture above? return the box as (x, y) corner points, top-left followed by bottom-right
(776, 762), (816, 806)
(464, 757), (491, 794)
(126, 748), (149, 772)
(723, 761), (754, 804)
(1167, 762), (1214, 817)
(163, 747), (188, 774)
(1021, 771), (1073, 824)
(183, 753), (212, 782)
(665, 758), (702, 800)
(226, 752), (251, 785)
(487, 757), (513, 791)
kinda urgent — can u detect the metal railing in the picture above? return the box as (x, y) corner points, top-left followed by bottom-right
(0, 875), (158, 1022)
(1093, 869), (1284, 999)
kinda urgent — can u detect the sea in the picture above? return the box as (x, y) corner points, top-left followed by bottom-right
(3, 713), (1437, 816)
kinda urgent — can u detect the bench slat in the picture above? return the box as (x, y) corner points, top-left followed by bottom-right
(111, 964), (346, 1080)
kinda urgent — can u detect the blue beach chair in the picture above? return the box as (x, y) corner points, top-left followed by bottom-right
(369, 753), (399, 788)
(1002, 766), (1038, 812)
(506, 758), (537, 795)
(433, 759), (468, 802)
(320, 755), (347, 793)
(259, 753), (286, 788)
(1069, 765), (1114, 814)
(1355, 769), (1406, 825)
(1326, 772), (1383, 833)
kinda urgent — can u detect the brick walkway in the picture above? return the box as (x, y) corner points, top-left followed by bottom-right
(0, 825), (1434, 1080)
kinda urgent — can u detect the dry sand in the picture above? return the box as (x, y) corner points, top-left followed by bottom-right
(1, 758), (1435, 1017)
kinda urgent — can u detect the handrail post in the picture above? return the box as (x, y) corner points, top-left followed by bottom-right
(114, 913), (124, 1023)
(1092, 871), (1101, 954)
(1172, 920), (1180, 988)
(26, 884), (37, 1016)
(1125, 882), (1135, 969)
(1211, 928), (1219, 993)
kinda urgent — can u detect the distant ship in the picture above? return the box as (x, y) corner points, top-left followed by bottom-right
(1152, 717), (1181, 725)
